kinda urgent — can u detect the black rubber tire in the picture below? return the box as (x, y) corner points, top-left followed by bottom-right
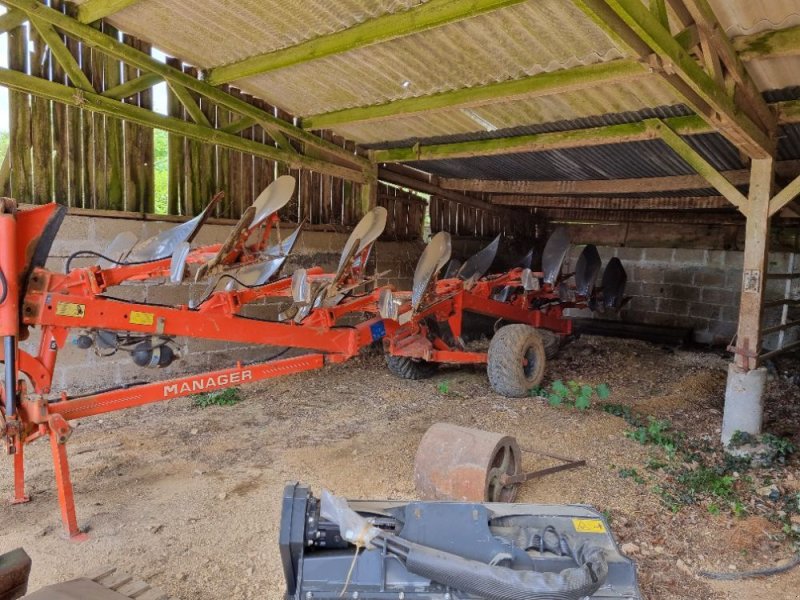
(386, 354), (438, 380)
(487, 324), (547, 397)
(537, 329), (562, 360)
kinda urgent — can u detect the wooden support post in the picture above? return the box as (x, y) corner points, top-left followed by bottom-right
(722, 158), (773, 443)
(360, 163), (378, 218)
(735, 158), (773, 370)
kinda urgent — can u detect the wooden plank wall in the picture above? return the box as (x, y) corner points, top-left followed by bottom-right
(429, 193), (537, 239)
(376, 182), (426, 241)
(0, 7), (366, 230)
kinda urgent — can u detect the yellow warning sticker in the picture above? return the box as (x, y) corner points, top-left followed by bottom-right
(55, 302), (85, 318)
(572, 518), (606, 534)
(129, 311), (155, 326)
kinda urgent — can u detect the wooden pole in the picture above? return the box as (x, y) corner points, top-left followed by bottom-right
(734, 158), (773, 370)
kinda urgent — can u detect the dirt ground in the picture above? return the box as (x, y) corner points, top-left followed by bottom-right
(1, 336), (799, 599)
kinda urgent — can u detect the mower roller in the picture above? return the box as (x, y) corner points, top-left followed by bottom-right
(0, 179), (393, 539)
(280, 483), (642, 599)
(378, 228), (628, 396)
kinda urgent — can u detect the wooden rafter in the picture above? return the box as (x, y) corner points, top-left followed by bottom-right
(167, 81), (211, 128)
(769, 175), (800, 217)
(652, 119), (749, 213)
(76, 0), (142, 23)
(0, 0), (370, 175)
(573, 0), (774, 159)
(28, 16), (92, 91)
(372, 101), (800, 164)
(679, 0), (775, 135)
(206, 0), (528, 85)
(537, 207), (742, 224)
(303, 60), (645, 129)
(491, 194), (731, 210)
(0, 66), (363, 181)
(0, 0), (141, 33)
(440, 161), (800, 195)
(102, 72), (162, 100)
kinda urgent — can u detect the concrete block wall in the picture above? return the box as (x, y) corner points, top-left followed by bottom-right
(565, 245), (800, 346)
(23, 214), (422, 394)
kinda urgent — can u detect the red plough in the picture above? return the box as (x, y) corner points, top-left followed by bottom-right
(377, 228), (628, 396)
(0, 180), (390, 539)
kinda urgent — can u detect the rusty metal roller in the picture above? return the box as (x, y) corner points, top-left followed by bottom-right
(413, 423), (522, 503)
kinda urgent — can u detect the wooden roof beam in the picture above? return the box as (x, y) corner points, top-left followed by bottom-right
(535, 207), (742, 224)
(0, 0), (141, 34)
(76, 0), (142, 23)
(303, 60), (646, 129)
(652, 118), (748, 213)
(491, 194), (731, 210)
(0, 66), (363, 181)
(0, 0), (370, 173)
(573, 0), (774, 159)
(206, 0), (528, 86)
(304, 22), (796, 130)
(440, 160), (800, 195)
(679, 0), (776, 136)
(372, 99), (800, 164)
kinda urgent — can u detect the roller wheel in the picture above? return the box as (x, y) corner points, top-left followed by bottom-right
(538, 329), (562, 360)
(414, 423), (522, 502)
(386, 354), (438, 380)
(487, 324), (546, 397)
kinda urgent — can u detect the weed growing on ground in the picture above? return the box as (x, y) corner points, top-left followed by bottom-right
(192, 387), (242, 408)
(530, 380), (610, 410)
(436, 380), (451, 395)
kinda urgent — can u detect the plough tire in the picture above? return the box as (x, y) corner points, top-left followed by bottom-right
(487, 324), (546, 397)
(538, 329), (562, 360)
(386, 355), (438, 380)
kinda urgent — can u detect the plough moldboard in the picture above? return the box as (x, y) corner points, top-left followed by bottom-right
(0, 180), (628, 539)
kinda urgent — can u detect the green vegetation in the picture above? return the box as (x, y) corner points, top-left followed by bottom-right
(618, 467), (645, 484)
(531, 380), (610, 410)
(0, 132), (9, 164)
(192, 387), (242, 408)
(604, 403), (800, 535)
(436, 380), (450, 395)
(624, 417), (681, 458)
(153, 129), (169, 214)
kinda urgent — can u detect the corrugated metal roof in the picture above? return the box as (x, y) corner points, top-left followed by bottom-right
(363, 104), (694, 150)
(409, 123), (800, 183)
(80, 0), (426, 69)
(78, 0), (800, 190)
(332, 75), (682, 145)
(236, 1), (623, 117)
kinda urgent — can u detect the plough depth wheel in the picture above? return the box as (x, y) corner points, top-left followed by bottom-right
(385, 354), (437, 380)
(413, 422), (522, 502)
(487, 324), (546, 397)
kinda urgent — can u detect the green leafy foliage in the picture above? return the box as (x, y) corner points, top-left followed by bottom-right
(436, 380), (451, 395)
(531, 380), (610, 411)
(618, 467), (645, 485)
(192, 387), (242, 408)
(762, 433), (796, 459)
(625, 417), (681, 458)
(153, 129), (169, 215)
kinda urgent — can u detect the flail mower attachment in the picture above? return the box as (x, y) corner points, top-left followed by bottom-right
(280, 483), (642, 600)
